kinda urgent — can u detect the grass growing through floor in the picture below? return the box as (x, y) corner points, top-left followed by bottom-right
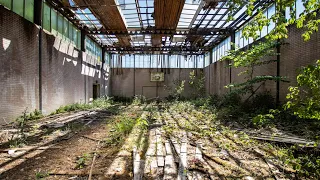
(161, 99), (320, 178)
(51, 97), (114, 115)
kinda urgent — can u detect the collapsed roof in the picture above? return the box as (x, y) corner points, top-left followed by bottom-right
(47, 0), (273, 54)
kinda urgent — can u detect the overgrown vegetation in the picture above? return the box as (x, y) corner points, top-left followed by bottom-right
(164, 79), (185, 100)
(105, 111), (148, 146)
(162, 100), (320, 178)
(285, 60), (320, 120)
(52, 97), (114, 115)
(189, 70), (205, 98)
(221, 39), (289, 98)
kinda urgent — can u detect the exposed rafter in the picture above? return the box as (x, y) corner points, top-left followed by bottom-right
(72, 0), (131, 46)
(87, 28), (230, 36)
(46, 0), (275, 54)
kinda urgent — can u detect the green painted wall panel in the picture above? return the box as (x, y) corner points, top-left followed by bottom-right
(25, 0), (34, 22)
(12, 0), (24, 16)
(43, 3), (51, 31)
(0, 0), (12, 9)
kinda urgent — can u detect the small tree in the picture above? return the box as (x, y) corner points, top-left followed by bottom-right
(221, 39), (288, 98)
(189, 70), (205, 98)
(164, 79), (185, 100)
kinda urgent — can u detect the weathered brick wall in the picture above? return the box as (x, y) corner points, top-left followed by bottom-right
(41, 33), (85, 114)
(205, 24), (320, 102)
(204, 60), (230, 96)
(280, 25), (320, 101)
(0, 6), (40, 123)
(111, 68), (203, 98)
(0, 6), (109, 124)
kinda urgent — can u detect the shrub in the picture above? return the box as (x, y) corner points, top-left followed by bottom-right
(285, 60), (320, 120)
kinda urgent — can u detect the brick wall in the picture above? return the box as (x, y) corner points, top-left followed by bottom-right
(111, 68), (202, 98)
(205, 24), (320, 102)
(0, 6), (40, 124)
(0, 6), (109, 124)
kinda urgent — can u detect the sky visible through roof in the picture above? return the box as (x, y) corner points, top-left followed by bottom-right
(67, 0), (271, 50)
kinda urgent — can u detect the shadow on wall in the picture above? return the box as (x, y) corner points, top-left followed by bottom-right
(41, 35), (110, 114)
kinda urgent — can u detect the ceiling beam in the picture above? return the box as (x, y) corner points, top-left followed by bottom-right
(87, 28), (230, 36)
(106, 46), (208, 54)
(72, 0), (131, 46)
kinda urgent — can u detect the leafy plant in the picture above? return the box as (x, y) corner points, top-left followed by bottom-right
(252, 109), (280, 127)
(285, 60), (320, 120)
(75, 153), (91, 169)
(222, 40), (288, 99)
(165, 79), (185, 100)
(106, 115), (137, 145)
(136, 117), (149, 130)
(132, 95), (146, 105)
(227, 0), (320, 41)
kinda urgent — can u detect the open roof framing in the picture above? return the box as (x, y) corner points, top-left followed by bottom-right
(47, 0), (274, 55)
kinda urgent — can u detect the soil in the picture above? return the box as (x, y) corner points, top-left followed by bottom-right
(0, 109), (133, 180)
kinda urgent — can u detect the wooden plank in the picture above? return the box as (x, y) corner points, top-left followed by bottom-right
(144, 129), (156, 176)
(133, 147), (140, 180)
(156, 130), (164, 167)
(164, 141), (177, 180)
(195, 143), (203, 161)
(165, 141), (172, 155)
(250, 135), (315, 146)
(254, 148), (292, 180)
(178, 152), (187, 180)
(178, 132), (188, 180)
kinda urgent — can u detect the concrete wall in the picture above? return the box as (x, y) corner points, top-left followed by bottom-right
(111, 68), (203, 98)
(0, 6), (110, 124)
(204, 24), (320, 102)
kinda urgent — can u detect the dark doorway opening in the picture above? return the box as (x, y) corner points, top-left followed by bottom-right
(93, 84), (100, 99)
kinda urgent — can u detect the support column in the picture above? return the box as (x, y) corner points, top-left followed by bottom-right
(133, 55), (136, 96)
(102, 47), (106, 96)
(34, 0), (42, 26)
(209, 50), (212, 95)
(34, 0), (43, 111)
(81, 30), (87, 103)
(230, 29), (236, 87)
(276, 40), (281, 106)
(276, 1), (284, 107)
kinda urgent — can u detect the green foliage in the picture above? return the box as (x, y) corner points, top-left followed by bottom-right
(35, 170), (49, 180)
(136, 117), (149, 130)
(52, 97), (113, 115)
(75, 153), (90, 169)
(16, 108), (44, 122)
(165, 79), (185, 100)
(132, 95), (146, 105)
(228, 0), (320, 41)
(220, 91), (242, 108)
(11, 108), (33, 147)
(252, 109), (280, 127)
(222, 39), (286, 98)
(189, 70), (205, 98)
(106, 115), (137, 145)
(285, 60), (320, 120)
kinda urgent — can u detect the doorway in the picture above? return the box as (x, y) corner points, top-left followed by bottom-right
(93, 84), (100, 99)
